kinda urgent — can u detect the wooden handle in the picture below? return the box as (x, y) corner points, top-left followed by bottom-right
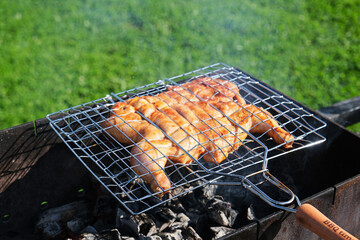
(296, 203), (358, 240)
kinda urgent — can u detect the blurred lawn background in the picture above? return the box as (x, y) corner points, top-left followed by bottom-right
(0, 0), (359, 131)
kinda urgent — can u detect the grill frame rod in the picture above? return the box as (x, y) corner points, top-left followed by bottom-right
(47, 63), (327, 215)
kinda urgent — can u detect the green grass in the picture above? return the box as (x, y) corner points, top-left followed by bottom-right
(0, 0), (359, 131)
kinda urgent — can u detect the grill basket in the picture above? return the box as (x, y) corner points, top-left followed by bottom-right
(47, 63), (326, 214)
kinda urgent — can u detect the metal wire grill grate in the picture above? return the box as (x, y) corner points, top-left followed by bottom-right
(47, 63), (326, 214)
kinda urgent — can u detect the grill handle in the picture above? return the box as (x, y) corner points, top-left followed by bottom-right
(296, 203), (358, 240)
(242, 170), (300, 213)
(208, 169), (300, 212)
(243, 171), (358, 239)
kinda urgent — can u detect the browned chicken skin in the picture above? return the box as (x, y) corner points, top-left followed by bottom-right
(101, 78), (294, 195)
(244, 105), (294, 148)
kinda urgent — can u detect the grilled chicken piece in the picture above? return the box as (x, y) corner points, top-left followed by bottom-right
(102, 78), (246, 144)
(100, 102), (145, 144)
(183, 102), (236, 164)
(102, 78), (294, 195)
(170, 101), (252, 164)
(168, 77), (245, 104)
(245, 105), (294, 148)
(130, 96), (204, 164)
(130, 139), (175, 195)
(194, 102), (253, 163)
(211, 101), (254, 154)
(100, 101), (165, 144)
(210, 101), (294, 148)
(126, 97), (157, 118)
(150, 105), (202, 164)
(130, 100), (254, 194)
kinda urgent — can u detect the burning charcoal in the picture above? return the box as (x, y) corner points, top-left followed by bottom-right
(177, 182), (217, 211)
(154, 207), (190, 232)
(121, 237), (136, 240)
(79, 233), (97, 240)
(41, 222), (63, 239)
(182, 226), (203, 240)
(179, 193), (199, 210)
(177, 212), (190, 225)
(169, 199), (186, 213)
(154, 207), (177, 222)
(196, 183), (218, 204)
(210, 226), (236, 239)
(36, 201), (91, 234)
(140, 235), (162, 240)
(158, 229), (183, 240)
(98, 229), (121, 240)
(66, 218), (85, 234)
(80, 229), (122, 240)
(119, 213), (157, 236)
(168, 213), (190, 230)
(206, 197), (239, 227)
(158, 222), (171, 233)
(37, 201), (90, 227)
(158, 221), (174, 233)
(186, 208), (204, 227)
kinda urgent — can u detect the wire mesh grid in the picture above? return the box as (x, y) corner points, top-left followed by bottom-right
(47, 63), (326, 214)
